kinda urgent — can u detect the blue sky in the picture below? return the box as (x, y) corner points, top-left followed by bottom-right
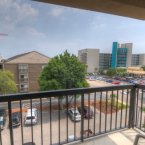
(0, 0), (145, 59)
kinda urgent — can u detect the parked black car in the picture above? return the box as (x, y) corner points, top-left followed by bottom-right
(0, 109), (7, 130)
(78, 106), (93, 119)
(11, 112), (20, 127)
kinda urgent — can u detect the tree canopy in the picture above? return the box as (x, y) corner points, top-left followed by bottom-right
(106, 68), (127, 76)
(39, 51), (89, 91)
(141, 66), (145, 71)
(0, 71), (17, 95)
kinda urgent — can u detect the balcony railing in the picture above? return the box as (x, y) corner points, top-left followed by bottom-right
(0, 84), (144, 145)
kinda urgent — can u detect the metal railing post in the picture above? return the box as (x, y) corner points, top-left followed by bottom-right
(81, 94), (84, 142)
(128, 85), (136, 128)
(8, 101), (14, 145)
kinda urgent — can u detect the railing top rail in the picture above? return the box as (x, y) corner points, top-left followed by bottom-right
(0, 84), (134, 102)
(136, 84), (145, 90)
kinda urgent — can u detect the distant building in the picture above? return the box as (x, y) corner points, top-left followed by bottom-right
(138, 54), (145, 66)
(78, 49), (100, 73)
(99, 53), (111, 71)
(1, 51), (50, 93)
(78, 42), (145, 73)
(132, 54), (145, 66)
(132, 54), (140, 66)
(111, 42), (132, 68)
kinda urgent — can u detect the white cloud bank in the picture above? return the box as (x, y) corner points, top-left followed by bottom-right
(0, 0), (38, 32)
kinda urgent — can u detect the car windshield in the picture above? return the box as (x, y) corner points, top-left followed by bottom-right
(12, 118), (18, 122)
(0, 110), (4, 116)
(26, 116), (35, 120)
(74, 113), (79, 116)
(0, 121), (3, 125)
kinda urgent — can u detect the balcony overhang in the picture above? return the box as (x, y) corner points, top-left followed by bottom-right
(34, 0), (145, 20)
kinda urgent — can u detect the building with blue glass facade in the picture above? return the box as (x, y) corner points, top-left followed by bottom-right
(111, 42), (132, 68)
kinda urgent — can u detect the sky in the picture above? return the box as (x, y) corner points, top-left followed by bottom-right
(0, 0), (145, 59)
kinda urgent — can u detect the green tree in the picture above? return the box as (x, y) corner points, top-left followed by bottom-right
(141, 66), (145, 71)
(0, 71), (17, 95)
(106, 68), (117, 76)
(39, 51), (89, 90)
(106, 68), (127, 77)
(110, 94), (116, 107)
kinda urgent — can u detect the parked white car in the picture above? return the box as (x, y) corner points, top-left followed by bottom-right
(24, 108), (38, 125)
(68, 108), (81, 121)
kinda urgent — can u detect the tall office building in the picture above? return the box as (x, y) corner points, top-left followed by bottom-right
(99, 53), (111, 71)
(78, 49), (100, 73)
(111, 42), (132, 68)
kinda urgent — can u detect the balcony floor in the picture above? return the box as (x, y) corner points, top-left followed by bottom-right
(76, 129), (145, 145)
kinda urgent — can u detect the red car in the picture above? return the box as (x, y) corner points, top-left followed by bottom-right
(112, 81), (120, 84)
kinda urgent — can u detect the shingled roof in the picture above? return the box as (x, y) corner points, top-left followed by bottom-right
(5, 51), (50, 64)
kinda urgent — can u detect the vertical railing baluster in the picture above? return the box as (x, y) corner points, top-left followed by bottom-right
(49, 97), (52, 145)
(99, 92), (102, 133)
(8, 101), (14, 145)
(125, 89), (129, 127)
(66, 95), (68, 143)
(58, 97), (60, 144)
(129, 85), (136, 128)
(30, 99), (33, 144)
(120, 90), (124, 128)
(135, 88), (139, 127)
(88, 93), (90, 137)
(93, 92), (96, 135)
(0, 119), (2, 145)
(20, 100), (24, 145)
(74, 94), (76, 141)
(110, 91), (113, 131)
(115, 90), (119, 129)
(105, 91), (108, 132)
(81, 94), (84, 142)
(139, 90), (143, 129)
(40, 98), (43, 145)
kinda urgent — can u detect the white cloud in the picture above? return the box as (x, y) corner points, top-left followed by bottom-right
(26, 27), (46, 37)
(0, 0), (38, 31)
(48, 7), (64, 17)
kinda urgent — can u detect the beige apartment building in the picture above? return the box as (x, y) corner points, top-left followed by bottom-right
(78, 49), (100, 73)
(2, 51), (50, 93)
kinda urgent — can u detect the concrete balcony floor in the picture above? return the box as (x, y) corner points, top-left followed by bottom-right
(76, 129), (145, 145)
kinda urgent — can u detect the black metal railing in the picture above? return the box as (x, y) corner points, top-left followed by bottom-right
(134, 84), (145, 131)
(0, 84), (144, 145)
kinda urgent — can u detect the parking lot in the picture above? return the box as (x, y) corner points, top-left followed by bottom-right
(1, 79), (145, 145)
(1, 104), (130, 145)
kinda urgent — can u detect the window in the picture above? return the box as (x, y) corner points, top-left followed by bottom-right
(19, 64), (28, 69)
(20, 83), (28, 92)
(18, 64), (28, 73)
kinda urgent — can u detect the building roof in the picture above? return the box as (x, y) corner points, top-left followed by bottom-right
(5, 51), (50, 64)
(34, 0), (145, 20)
(127, 67), (145, 75)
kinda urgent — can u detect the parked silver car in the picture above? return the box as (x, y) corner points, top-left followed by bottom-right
(68, 108), (81, 121)
(24, 108), (38, 125)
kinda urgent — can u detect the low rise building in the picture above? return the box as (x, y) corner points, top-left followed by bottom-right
(1, 51), (50, 93)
